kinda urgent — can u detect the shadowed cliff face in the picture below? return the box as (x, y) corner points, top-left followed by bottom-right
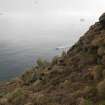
(1, 14), (105, 105)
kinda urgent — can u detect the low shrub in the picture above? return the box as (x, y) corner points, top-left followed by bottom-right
(21, 70), (37, 85)
(83, 86), (97, 99)
(51, 56), (58, 66)
(6, 88), (26, 105)
(97, 79), (105, 98)
(32, 94), (53, 105)
(0, 92), (7, 97)
(36, 58), (49, 68)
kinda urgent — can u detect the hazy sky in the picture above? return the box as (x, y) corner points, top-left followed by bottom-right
(0, 0), (105, 16)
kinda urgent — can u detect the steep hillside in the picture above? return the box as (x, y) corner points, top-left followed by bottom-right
(1, 14), (105, 105)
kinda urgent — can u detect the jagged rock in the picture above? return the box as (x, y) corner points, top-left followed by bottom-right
(97, 46), (105, 56)
(91, 36), (105, 47)
(101, 55), (105, 65)
(78, 52), (97, 66)
(90, 65), (104, 81)
(99, 13), (105, 27)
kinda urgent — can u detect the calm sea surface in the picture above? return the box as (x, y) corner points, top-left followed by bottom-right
(0, 14), (96, 80)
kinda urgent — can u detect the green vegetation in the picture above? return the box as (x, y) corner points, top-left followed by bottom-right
(36, 58), (50, 68)
(6, 88), (25, 103)
(21, 70), (37, 85)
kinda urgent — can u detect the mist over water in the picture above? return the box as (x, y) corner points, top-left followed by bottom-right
(0, 13), (96, 80)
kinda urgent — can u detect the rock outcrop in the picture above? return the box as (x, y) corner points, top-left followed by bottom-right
(99, 13), (105, 27)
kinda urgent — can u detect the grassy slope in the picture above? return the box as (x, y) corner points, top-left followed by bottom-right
(1, 20), (105, 105)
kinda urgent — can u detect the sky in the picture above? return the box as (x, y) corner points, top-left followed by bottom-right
(0, 0), (105, 17)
